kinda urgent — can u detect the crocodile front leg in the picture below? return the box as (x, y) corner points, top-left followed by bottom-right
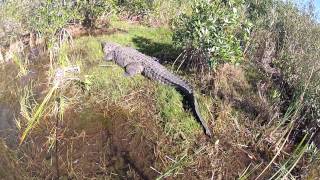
(124, 62), (144, 77)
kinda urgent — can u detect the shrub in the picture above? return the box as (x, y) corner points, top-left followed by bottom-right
(273, 2), (320, 121)
(0, 0), (30, 46)
(246, 0), (320, 147)
(77, 0), (116, 28)
(116, 0), (155, 19)
(1, 0), (116, 47)
(244, 0), (273, 24)
(27, 0), (80, 47)
(147, 0), (192, 26)
(172, 0), (251, 69)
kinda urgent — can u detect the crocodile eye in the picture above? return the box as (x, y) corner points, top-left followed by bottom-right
(101, 42), (106, 50)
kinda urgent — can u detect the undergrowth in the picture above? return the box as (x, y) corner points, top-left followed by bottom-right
(59, 19), (216, 178)
(74, 19), (209, 141)
(0, 13), (319, 179)
(156, 85), (200, 139)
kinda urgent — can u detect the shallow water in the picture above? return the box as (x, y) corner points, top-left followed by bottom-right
(0, 54), (47, 148)
(0, 104), (17, 147)
(0, 63), (20, 148)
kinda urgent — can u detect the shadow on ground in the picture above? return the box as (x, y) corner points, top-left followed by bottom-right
(132, 36), (181, 64)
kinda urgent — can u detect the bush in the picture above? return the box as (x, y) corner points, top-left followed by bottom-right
(246, 0), (320, 145)
(147, 0), (192, 26)
(116, 0), (155, 19)
(273, 2), (320, 121)
(172, 0), (251, 69)
(244, 0), (273, 24)
(77, 0), (116, 28)
(115, 0), (192, 26)
(0, 0), (30, 46)
(27, 0), (80, 47)
(1, 0), (116, 47)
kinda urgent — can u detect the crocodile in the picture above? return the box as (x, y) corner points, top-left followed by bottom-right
(101, 42), (212, 137)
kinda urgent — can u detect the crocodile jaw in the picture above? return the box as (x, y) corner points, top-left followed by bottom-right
(101, 42), (121, 59)
(104, 53), (113, 62)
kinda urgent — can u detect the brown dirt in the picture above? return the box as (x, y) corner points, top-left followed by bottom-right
(1, 49), (315, 179)
(17, 79), (163, 179)
(15, 77), (262, 179)
(0, 140), (25, 180)
(15, 64), (273, 180)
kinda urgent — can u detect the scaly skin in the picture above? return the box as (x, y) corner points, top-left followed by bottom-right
(101, 42), (212, 137)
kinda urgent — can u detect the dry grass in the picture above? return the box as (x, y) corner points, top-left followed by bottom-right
(0, 140), (25, 179)
(0, 19), (318, 179)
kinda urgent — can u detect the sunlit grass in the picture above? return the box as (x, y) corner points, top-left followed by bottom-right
(7, 17), (318, 179)
(12, 54), (28, 77)
(155, 144), (207, 179)
(155, 85), (201, 139)
(108, 19), (172, 45)
(20, 83), (58, 144)
(84, 65), (145, 102)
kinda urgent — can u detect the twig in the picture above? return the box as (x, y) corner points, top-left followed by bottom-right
(55, 97), (60, 179)
(172, 50), (184, 69)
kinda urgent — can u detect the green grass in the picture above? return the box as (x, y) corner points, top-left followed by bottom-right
(2, 19), (217, 179)
(69, 19), (209, 140)
(106, 19), (172, 46)
(156, 85), (201, 138)
(70, 19), (175, 67)
(12, 54), (29, 77)
(12, 19), (211, 178)
(85, 65), (145, 102)
(0, 3), (317, 179)
(65, 20), (164, 102)
(20, 82), (58, 144)
(73, 19), (172, 55)
(57, 43), (72, 66)
(68, 21), (211, 179)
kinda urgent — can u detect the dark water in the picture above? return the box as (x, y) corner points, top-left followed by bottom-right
(0, 104), (17, 147)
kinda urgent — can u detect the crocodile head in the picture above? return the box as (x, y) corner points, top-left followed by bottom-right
(101, 42), (121, 61)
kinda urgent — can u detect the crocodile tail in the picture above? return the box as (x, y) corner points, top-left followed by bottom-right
(157, 70), (212, 137)
(188, 92), (212, 137)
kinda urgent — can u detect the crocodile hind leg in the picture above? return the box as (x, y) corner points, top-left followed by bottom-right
(124, 62), (144, 77)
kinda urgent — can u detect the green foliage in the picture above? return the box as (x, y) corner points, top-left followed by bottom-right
(77, 0), (116, 28)
(244, 0), (273, 24)
(117, 0), (154, 17)
(1, 0), (116, 47)
(271, 1), (320, 121)
(146, 0), (192, 25)
(0, 0), (30, 45)
(172, 0), (251, 68)
(27, 0), (80, 47)
(115, 0), (193, 26)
